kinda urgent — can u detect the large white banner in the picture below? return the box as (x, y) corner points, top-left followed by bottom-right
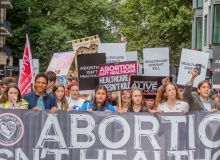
(98, 43), (126, 63)
(177, 49), (209, 88)
(143, 47), (170, 76)
(47, 51), (76, 76)
(126, 51), (138, 62)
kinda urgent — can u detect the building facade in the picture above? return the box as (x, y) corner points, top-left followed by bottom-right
(192, 0), (220, 68)
(0, 0), (12, 78)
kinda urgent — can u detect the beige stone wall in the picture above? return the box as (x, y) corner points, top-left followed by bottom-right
(0, 52), (7, 65)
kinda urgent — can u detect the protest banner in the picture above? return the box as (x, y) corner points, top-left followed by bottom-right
(98, 61), (138, 91)
(77, 53), (106, 94)
(126, 51), (138, 62)
(177, 49), (209, 88)
(130, 75), (164, 98)
(47, 51), (76, 76)
(212, 47), (220, 88)
(143, 47), (170, 76)
(98, 43), (126, 63)
(19, 59), (39, 77)
(0, 110), (220, 160)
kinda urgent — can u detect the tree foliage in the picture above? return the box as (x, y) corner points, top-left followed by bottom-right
(7, 0), (193, 71)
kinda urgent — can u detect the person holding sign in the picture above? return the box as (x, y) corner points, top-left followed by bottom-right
(183, 68), (220, 112)
(52, 83), (75, 111)
(79, 85), (116, 112)
(127, 88), (148, 112)
(0, 83), (28, 109)
(156, 82), (189, 113)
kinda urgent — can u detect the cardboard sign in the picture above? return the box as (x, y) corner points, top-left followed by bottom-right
(177, 49), (209, 88)
(98, 61), (138, 91)
(78, 53), (106, 94)
(47, 51), (76, 76)
(143, 47), (170, 76)
(98, 43), (126, 63)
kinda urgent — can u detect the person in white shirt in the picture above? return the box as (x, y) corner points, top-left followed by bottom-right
(67, 82), (85, 110)
(157, 82), (189, 113)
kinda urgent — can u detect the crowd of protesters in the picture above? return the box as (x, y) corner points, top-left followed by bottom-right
(0, 67), (220, 114)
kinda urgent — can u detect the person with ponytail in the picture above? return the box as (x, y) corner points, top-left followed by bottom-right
(79, 85), (116, 112)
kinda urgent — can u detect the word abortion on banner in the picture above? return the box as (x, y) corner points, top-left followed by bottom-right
(77, 53), (106, 94)
(177, 49), (209, 88)
(98, 61), (138, 91)
(98, 43), (126, 63)
(212, 47), (220, 88)
(143, 47), (170, 76)
(1, 110), (220, 160)
(72, 35), (101, 55)
(130, 75), (163, 98)
(47, 51), (76, 76)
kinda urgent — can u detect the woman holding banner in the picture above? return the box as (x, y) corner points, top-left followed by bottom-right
(127, 88), (148, 112)
(0, 83), (28, 109)
(183, 68), (220, 111)
(79, 85), (116, 112)
(52, 83), (75, 111)
(156, 82), (189, 113)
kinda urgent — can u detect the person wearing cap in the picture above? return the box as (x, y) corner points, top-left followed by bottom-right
(67, 82), (85, 110)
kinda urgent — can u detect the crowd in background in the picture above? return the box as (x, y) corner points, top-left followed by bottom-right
(0, 67), (220, 114)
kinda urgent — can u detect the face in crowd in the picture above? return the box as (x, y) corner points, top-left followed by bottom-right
(54, 86), (65, 101)
(177, 88), (184, 100)
(145, 99), (155, 109)
(34, 77), (48, 94)
(131, 88), (143, 105)
(70, 83), (80, 100)
(121, 90), (129, 103)
(95, 88), (107, 105)
(162, 83), (179, 101)
(197, 81), (211, 99)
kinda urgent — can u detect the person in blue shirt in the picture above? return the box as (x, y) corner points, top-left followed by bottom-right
(79, 85), (116, 112)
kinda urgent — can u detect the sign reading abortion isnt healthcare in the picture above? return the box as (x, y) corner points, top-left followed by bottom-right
(177, 49), (209, 88)
(98, 61), (138, 91)
(1, 110), (220, 160)
(143, 47), (170, 76)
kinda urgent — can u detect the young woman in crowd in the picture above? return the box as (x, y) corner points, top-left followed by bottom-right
(0, 83), (28, 109)
(52, 83), (74, 111)
(127, 87), (148, 112)
(79, 85), (116, 112)
(67, 82), (85, 110)
(183, 68), (220, 112)
(116, 90), (131, 113)
(145, 98), (155, 110)
(157, 82), (189, 113)
(211, 94), (220, 103)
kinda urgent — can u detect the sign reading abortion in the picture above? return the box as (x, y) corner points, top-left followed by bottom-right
(98, 43), (126, 63)
(177, 49), (209, 88)
(77, 53), (106, 94)
(0, 110), (220, 160)
(47, 51), (76, 76)
(130, 75), (163, 96)
(143, 47), (170, 76)
(98, 61), (138, 91)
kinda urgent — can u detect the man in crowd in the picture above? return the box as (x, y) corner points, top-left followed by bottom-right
(45, 71), (56, 94)
(24, 73), (57, 114)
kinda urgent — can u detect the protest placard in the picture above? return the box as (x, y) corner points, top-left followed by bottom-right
(212, 47), (220, 88)
(143, 47), (170, 76)
(47, 51), (76, 76)
(78, 53), (106, 94)
(98, 43), (126, 63)
(126, 51), (138, 62)
(98, 61), (138, 91)
(177, 49), (209, 88)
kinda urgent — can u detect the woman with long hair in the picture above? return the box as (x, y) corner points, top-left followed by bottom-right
(0, 83), (28, 109)
(117, 90), (131, 113)
(79, 85), (116, 112)
(127, 87), (148, 112)
(157, 82), (189, 113)
(52, 83), (74, 111)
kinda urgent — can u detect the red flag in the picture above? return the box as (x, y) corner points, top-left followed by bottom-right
(18, 35), (35, 96)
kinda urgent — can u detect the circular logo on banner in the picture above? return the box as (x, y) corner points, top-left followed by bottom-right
(0, 113), (24, 146)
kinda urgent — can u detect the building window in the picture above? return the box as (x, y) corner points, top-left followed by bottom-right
(197, 0), (203, 8)
(196, 17), (202, 50)
(213, 5), (220, 44)
(204, 15), (207, 45)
